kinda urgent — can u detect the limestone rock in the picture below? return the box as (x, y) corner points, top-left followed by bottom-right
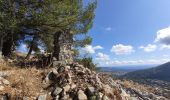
(38, 94), (47, 100)
(0, 72), (9, 78)
(0, 77), (10, 85)
(63, 85), (70, 93)
(70, 83), (76, 89)
(99, 92), (104, 100)
(52, 87), (63, 97)
(23, 97), (31, 100)
(102, 84), (113, 96)
(0, 85), (4, 91)
(102, 95), (110, 100)
(65, 66), (70, 70)
(57, 66), (65, 73)
(86, 86), (95, 96)
(77, 90), (88, 100)
(52, 68), (58, 75)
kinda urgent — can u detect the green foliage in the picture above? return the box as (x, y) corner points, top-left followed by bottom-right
(76, 57), (98, 71)
(0, 0), (97, 61)
(74, 36), (92, 47)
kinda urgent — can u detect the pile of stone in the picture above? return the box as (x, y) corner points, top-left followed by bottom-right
(0, 72), (10, 91)
(0, 72), (11, 100)
(42, 63), (114, 100)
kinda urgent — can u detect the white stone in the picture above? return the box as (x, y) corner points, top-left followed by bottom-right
(99, 92), (103, 100)
(52, 68), (58, 75)
(70, 83), (76, 89)
(2, 79), (10, 85)
(78, 90), (87, 100)
(0, 85), (4, 91)
(102, 95), (110, 100)
(65, 66), (70, 70)
(38, 94), (47, 100)
(63, 85), (70, 93)
(52, 87), (63, 96)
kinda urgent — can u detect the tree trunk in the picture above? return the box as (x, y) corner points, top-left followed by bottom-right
(53, 31), (62, 61)
(25, 35), (36, 59)
(2, 37), (13, 57)
(0, 37), (3, 58)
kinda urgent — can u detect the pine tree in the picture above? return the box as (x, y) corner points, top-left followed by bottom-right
(0, 0), (22, 57)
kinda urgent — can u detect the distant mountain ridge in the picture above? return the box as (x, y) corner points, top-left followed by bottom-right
(99, 65), (156, 72)
(122, 62), (170, 82)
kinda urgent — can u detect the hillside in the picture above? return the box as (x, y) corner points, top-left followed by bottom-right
(123, 62), (170, 82)
(1, 62), (169, 100)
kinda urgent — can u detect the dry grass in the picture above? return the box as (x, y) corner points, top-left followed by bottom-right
(122, 80), (155, 93)
(113, 88), (122, 100)
(0, 63), (51, 99)
(0, 62), (16, 71)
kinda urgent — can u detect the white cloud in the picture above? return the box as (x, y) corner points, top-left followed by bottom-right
(139, 44), (157, 52)
(95, 52), (110, 61)
(93, 45), (103, 50)
(155, 26), (170, 45)
(110, 44), (135, 55)
(81, 45), (103, 54)
(163, 54), (169, 57)
(160, 44), (170, 50)
(105, 27), (112, 31)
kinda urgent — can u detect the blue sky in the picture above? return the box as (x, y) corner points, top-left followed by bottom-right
(81, 0), (170, 67)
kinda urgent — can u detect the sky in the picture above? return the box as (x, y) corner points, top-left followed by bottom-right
(81, 0), (170, 67)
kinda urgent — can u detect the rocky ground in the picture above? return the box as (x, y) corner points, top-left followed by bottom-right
(0, 62), (169, 100)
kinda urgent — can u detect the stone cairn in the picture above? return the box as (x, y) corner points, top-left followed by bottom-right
(41, 63), (114, 100)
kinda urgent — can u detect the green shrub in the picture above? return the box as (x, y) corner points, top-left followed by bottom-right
(75, 57), (98, 71)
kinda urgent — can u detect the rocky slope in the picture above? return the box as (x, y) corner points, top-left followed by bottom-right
(0, 62), (169, 100)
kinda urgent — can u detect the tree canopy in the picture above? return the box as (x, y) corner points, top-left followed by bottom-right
(0, 0), (97, 61)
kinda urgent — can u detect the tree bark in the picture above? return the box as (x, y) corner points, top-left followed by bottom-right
(2, 36), (13, 57)
(0, 37), (3, 58)
(53, 31), (62, 60)
(25, 35), (36, 59)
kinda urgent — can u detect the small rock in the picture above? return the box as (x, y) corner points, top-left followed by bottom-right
(38, 94), (47, 100)
(77, 70), (85, 76)
(0, 93), (10, 100)
(85, 68), (91, 74)
(58, 66), (65, 73)
(89, 96), (97, 100)
(23, 97), (30, 100)
(0, 77), (10, 85)
(102, 85), (113, 96)
(0, 95), (7, 100)
(65, 66), (70, 70)
(2, 79), (10, 85)
(0, 85), (4, 91)
(52, 68), (58, 75)
(75, 67), (79, 71)
(53, 57), (57, 61)
(61, 94), (70, 100)
(0, 72), (9, 78)
(53, 61), (65, 67)
(52, 87), (63, 97)
(47, 71), (57, 81)
(77, 90), (87, 100)
(55, 95), (60, 100)
(98, 92), (103, 100)
(86, 86), (95, 96)
(76, 64), (84, 68)
(63, 85), (70, 93)
(70, 83), (76, 89)
(102, 95), (110, 100)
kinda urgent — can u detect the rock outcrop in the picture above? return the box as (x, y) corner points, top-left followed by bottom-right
(42, 63), (114, 100)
